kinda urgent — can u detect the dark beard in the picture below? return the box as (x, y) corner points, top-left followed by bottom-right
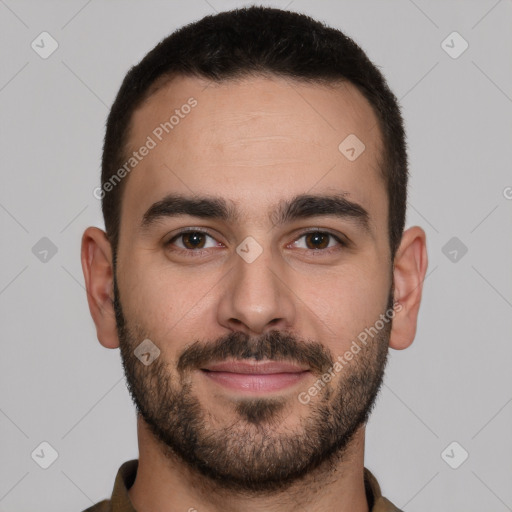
(113, 270), (391, 493)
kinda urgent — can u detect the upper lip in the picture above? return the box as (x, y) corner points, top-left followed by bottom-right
(201, 360), (309, 374)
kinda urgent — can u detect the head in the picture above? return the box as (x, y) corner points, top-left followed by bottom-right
(82, 6), (427, 493)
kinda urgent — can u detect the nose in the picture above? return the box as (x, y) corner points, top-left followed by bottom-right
(216, 244), (296, 336)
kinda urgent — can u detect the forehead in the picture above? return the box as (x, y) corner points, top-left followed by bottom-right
(121, 74), (386, 233)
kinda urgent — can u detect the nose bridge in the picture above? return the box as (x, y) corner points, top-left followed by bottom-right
(218, 237), (295, 334)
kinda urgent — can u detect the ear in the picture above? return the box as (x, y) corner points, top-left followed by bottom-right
(81, 227), (119, 349)
(389, 226), (428, 350)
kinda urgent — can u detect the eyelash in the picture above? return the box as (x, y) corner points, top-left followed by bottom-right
(165, 228), (347, 258)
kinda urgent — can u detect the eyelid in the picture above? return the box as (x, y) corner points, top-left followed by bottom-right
(290, 228), (348, 251)
(294, 227), (348, 242)
(165, 227), (223, 246)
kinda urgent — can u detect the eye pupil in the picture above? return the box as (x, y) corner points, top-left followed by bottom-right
(183, 232), (205, 249)
(306, 232), (329, 250)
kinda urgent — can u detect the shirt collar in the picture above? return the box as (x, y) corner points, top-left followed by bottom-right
(107, 459), (402, 512)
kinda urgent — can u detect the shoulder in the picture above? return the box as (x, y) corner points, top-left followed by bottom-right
(81, 498), (111, 512)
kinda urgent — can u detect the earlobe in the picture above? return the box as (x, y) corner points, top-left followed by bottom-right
(81, 227), (120, 349)
(389, 226), (428, 350)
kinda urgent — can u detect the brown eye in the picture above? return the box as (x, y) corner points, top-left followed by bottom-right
(304, 232), (330, 250)
(166, 230), (219, 252)
(181, 232), (207, 249)
(292, 231), (344, 252)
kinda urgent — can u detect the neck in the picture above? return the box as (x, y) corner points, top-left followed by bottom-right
(128, 417), (370, 512)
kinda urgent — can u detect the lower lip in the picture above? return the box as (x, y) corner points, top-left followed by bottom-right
(202, 370), (309, 393)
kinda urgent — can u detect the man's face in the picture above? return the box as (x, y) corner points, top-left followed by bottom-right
(113, 75), (393, 491)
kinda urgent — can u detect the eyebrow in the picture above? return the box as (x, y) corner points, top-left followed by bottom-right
(139, 192), (370, 233)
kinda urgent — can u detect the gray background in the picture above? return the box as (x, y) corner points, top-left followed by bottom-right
(1, 0), (511, 510)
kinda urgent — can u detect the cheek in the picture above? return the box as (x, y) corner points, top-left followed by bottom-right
(119, 260), (221, 353)
(294, 261), (390, 344)
(117, 261), (172, 335)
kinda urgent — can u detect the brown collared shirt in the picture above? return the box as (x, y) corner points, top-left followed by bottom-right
(83, 459), (403, 512)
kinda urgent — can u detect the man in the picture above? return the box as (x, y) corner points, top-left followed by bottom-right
(81, 6), (427, 512)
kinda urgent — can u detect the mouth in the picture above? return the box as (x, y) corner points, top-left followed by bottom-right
(200, 360), (310, 393)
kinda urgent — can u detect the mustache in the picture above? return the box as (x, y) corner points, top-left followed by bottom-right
(177, 330), (334, 375)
